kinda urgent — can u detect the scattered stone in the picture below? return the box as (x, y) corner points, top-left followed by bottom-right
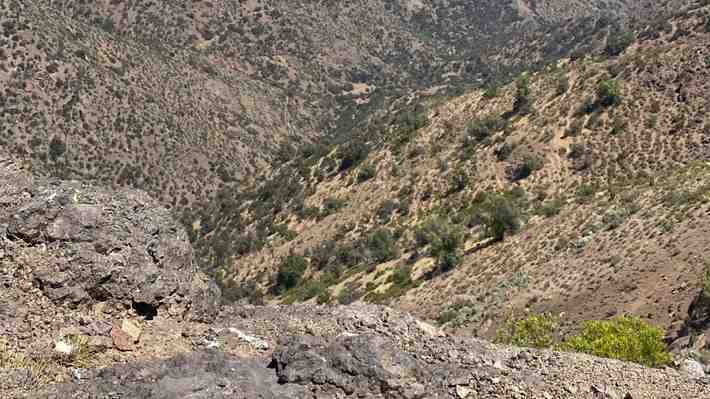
(681, 359), (705, 378)
(456, 384), (473, 398)
(54, 340), (74, 356)
(111, 320), (141, 352)
(227, 327), (269, 351)
(121, 319), (142, 343)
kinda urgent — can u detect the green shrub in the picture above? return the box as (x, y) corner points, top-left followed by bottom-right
(605, 31), (634, 57)
(482, 83), (499, 98)
(465, 115), (507, 143)
(495, 313), (559, 349)
(321, 197), (346, 217)
(513, 73), (532, 115)
(357, 163), (376, 183)
(48, 136), (66, 161)
(560, 316), (671, 367)
(365, 228), (398, 263)
(447, 167), (469, 194)
(480, 193), (520, 241)
(535, 198), (563, 217)
(275, 255), (308, 294)
(419, 218), (464, 274)
(597, 79), (621, 107)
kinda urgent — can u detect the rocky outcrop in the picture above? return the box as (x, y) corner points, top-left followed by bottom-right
(30, 304), (710, 398)
(0, 157), (220, 322)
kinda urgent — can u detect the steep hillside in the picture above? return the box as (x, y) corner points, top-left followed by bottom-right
(196, 3), (710, 354)
(0, 1), (316, 212)
(2, 156), (706, 398)
(1, 0), (692, 215)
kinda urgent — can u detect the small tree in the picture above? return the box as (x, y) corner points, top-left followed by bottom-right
(275, 255), (308, 294)
(495, 313), (559, 349)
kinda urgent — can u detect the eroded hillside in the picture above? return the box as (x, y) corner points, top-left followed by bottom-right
(0, 0), (693, 215)
(197, 4), (710, 354)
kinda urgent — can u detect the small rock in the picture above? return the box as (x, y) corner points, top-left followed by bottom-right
(121, 319), (142, 342)
(227, 327), (269, 351)
(54, 339), (74, 356)
(456, 385), (473, 398)
(87, 335), (113, 352)
(111, 320), (141, 351)
(680, 359), (705, 378)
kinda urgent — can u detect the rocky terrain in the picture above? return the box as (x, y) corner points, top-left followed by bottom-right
(1, 156), (709, 398)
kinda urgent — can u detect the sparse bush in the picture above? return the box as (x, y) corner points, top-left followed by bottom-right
(567, 143), (585, 159)
(560, 316), (671, 367)
(555, 73), (570, 96)
(575, 184), (596, 203)
(219, 278), (265, 305)
(337, 283), (361, 305)
(437, 301), (481, 327)
(646, 114), (658, 129)
(495, 313), (559, 349)
(357, 163), (376, 183)
(605, 31), (634, 57)
(274, 255), (308, 294)
(597, 79), (621, 107)
(337, 140), (368, 171)
(365, 228), (398, 264)
(575, 96), (597, 116)
(480, 193), (520, 241)
(535, 198), (563, 217)
(465, 115), (507, 143)
(513, 73), (532, 115)
(447, 167), (469, 194)
(702, 266), (710, 300)
(417, 218), (464, 275)
(48, 136), (66, 161)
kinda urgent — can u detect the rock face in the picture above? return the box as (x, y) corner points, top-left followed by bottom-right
(0, 157), (220, 322)
(31, 305), (710, 398)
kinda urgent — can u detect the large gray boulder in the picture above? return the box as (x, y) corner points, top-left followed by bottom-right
(0, 157), (220, 322)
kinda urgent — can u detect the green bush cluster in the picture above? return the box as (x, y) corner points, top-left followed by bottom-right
(560, 316), (671, 367)
(495, 313), (559, 349)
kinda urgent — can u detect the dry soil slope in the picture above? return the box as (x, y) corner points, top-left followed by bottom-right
(206, 5), (710, 347)
(0, 0), (317, 212)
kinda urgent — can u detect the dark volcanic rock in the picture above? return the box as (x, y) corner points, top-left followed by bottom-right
(0, 157), (219, 322)
(35, 351), (306, 399)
